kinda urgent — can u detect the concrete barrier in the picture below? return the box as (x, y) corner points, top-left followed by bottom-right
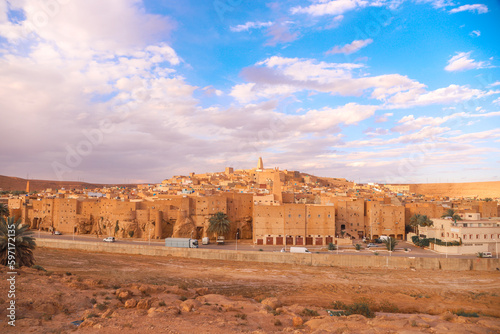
(36, 239), (500, 271)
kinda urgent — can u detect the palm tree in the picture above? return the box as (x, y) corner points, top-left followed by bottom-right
(0, 217), (37, 267)
(409, 214), (433, 236)
(441, 209), (461, 221)
(207, 212), (231, 237)
(383, 237), (398, 251)
(0, 203), (8, 218)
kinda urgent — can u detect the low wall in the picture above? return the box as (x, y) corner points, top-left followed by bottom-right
(36, 239), (500, 271)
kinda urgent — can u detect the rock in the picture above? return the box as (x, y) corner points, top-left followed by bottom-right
(293, 316), (303, 327)
(440, 311), (455, 322)
(124, 299), (137, 308)
(347, 314), (367, 322)
(139, 284), (152, 295)
(180, 299), (201, 312)
(195, 287), (209, 296)
(261, 297), (282, 310)
(118, 290), (132, 300)
(79, 320), (96, 329)
(137, 298), (152, 310)
(101, 309), (114, 318)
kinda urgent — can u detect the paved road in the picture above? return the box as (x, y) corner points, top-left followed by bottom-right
(34, 231), (485, 259)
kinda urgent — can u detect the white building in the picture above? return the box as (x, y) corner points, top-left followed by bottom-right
(419, 218), (500, 255)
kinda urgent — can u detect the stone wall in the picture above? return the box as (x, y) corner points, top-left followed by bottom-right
(36, 239), (500, 271)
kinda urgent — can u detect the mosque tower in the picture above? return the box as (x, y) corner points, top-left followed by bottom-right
(257, 157), (264, 171)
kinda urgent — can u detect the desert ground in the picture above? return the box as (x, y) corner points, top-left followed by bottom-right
(1, 247), (500, 333)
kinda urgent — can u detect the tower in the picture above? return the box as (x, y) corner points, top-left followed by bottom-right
(272, 168), (283, 204)
(257, 157), (264, 171)
(26, 181), (30, 194)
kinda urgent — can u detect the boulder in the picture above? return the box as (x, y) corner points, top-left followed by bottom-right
(124, 299), (137, 308)
(293, 316), (303, 327)
(180, 299), (201, 312)
(261, 297), (282, 310)
(137, 298), (152, 310)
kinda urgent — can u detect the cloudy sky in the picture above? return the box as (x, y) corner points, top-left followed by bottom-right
(0, 0), (499, 184)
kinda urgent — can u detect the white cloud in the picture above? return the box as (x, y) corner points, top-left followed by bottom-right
(445, 51), (491, 72)
(415, 0), (456, 9)
(469, 30), (480, 37)
(449, 4), (488, 14)
(326, 39), (373, 55)
(230, 21), (273, 32)
(230, 56), (422, 103)
(291, 0), (368, 16)
(392, 111), (500, 133)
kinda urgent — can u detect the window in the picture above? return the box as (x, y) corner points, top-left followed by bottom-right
(476, 234), (479, 239)
(463, 235), (467, 239)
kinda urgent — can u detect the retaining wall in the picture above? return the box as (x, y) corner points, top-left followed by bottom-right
(36, 239), (500, 271)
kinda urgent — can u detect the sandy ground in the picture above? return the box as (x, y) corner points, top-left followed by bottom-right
(1, 247), (500, 333)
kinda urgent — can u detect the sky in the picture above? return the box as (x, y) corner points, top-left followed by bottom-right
(0, 0), (499, 185)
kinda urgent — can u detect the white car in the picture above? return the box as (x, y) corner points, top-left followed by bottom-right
(54, 231), (62, 235)
(103, 237), (115, 242)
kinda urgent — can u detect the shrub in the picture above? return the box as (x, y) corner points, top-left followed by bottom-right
(330, 301), (375, 318)
(454, 309), (479, 317)
(345, 302), (375, 318)
(477, 252), (484, 258)
(90, 298), (97, 305)
(128, 231), (134, 238)
(300, 308), (319, 317)
(274, 319), (282, 326)
(65, 272), (72, 276)
(159, 301), (166, 307)
(378, 300), (399, 313)
(374, 252), (379, 256)
(179, 296), (187, 301)
(259, 249), (263, 251)
(235, 313), (247, 320)
(32, 265), (46, 271)
(96, 303), (107, 311)
(328, 242), (337, 250)
(354, 244), (362, 250)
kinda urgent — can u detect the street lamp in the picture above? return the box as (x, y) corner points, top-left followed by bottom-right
(235, 231), (239, 251)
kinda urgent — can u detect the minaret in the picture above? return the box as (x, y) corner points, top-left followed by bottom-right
(257, 157), (264, 171)
(26, 181), (30, 194)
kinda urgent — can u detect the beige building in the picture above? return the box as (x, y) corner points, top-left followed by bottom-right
(419, 218), (500, 255)
(253, 203), (336, 246)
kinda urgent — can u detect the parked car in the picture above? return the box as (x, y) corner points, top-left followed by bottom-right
(103, 237), (115, 242)
(216, 236), (225, 245)
(482, 252), (492, 258)
(367, 243), (381, 248)
(54, 231), (62, 235)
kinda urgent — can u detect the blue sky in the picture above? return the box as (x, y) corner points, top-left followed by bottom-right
(0, 0), (499, 184)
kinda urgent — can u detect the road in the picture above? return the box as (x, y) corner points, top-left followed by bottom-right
(33, 231), (483, 259)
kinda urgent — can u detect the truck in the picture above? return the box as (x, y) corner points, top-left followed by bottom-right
(165, 238), (198, 248)
(216, 236), (225, 245)
(289, 246), (311, 253)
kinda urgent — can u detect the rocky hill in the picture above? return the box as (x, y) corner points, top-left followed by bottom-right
(0, 175), (136, 192)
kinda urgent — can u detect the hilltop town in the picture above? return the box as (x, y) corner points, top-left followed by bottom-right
(3, 158), (499, 256)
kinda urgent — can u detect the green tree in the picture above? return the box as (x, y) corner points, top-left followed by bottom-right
(409, 214), (433, 236)
(441, 209), (461, 221)
(0, 203), (9, 218)
(383, 237), (398, 251)
(0, 217), (36, 267)
(207, 212), (231, 237)
(484, 198), (493, 202)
